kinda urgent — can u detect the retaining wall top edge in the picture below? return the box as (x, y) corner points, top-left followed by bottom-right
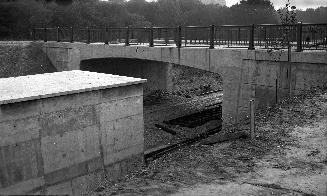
(0, 70), (146, 105)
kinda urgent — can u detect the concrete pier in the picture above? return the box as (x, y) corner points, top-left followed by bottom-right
(0, 71), (146, 195)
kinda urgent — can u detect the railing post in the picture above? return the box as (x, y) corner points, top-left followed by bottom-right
(108, 27), (112, 43)
(296, 22), (303, 52)
(70, 27), (74, 43)
(56, 26), (60, 42)
(149, 27), (154, 47)
(131, 28), (134, 39)
(264, 26), (267, 48)
(125, 26), (130, 46)
(105, 27), (109, 45)
(165, 28), (169, 45)
(209, 25), (215, 49)
(118, 29), (121, 42)
(240, 28), (242, 44)
(44, 27), (47, 42)
(248, 24), (255, 50)
(177, 25), (182, 48)
(32, 28), (36, 41)
(184, 27), (187, 46)
(87, 27), (90, 44)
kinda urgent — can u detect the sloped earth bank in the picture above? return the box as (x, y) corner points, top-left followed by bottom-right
(0, 41), (56, 78)
(90, 88), (327, 196)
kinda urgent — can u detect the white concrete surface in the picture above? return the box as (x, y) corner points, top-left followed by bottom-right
(0, 70), (146, 105)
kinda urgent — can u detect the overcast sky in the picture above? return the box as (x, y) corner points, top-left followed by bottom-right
(108, 0), (327, 10)
(225, 0), (327, 9)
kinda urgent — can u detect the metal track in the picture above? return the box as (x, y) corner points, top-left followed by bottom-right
(144, 123), (222, 163)
(163, 105), (222, 128)
(171, 86), (222, 98)
(155, 124), (177, 135)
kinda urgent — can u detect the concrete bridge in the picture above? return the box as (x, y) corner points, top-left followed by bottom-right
(42, 41), (327, 124)
(1, 40), (327, 195)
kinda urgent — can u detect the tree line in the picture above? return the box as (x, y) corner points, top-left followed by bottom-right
(0, 0), (326, 39)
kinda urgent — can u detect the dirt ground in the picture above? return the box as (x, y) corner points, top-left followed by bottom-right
(0, 41), (57, 78)
(90, 88), (327, 196)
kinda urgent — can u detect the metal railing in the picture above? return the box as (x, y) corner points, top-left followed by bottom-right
(33, 23), (327, 51)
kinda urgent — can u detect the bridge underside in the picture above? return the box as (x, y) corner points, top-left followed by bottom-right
(80, 58), (174, 95)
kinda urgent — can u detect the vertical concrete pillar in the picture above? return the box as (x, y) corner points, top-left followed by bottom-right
(43, 42), (81, 71)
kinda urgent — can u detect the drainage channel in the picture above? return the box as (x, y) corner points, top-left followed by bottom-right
(145, 105), (222, 163)
(163, 105), (222, 128)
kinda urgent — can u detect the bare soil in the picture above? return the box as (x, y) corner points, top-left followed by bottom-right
(90, 88), (327, 196)
(0, 41), (56, 78)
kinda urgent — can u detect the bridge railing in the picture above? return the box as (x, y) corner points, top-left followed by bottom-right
(215, 25), (251, 48)
(301, 23), (327, 50)
(33, 23), (327, 51)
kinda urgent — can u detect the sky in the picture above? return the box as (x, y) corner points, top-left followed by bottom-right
(104, 0), (327, 10)
(225, 0), (327, 9)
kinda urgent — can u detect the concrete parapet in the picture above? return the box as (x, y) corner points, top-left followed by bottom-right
(0, 71), (146, 195)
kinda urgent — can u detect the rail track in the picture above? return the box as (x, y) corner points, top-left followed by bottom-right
(163, 105), (222, 128)
(145, 104), (222, 162)
(145, 122), (222, 163)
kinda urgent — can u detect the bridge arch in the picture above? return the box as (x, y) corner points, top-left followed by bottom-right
(80, 58), (174, 94)
(42, 41), (327, 125)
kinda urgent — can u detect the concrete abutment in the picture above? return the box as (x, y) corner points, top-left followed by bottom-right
(0, 71), (146, 195)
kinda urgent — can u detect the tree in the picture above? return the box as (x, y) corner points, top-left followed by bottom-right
(230, 0), (278, 24)
(156, 0), (183, 26)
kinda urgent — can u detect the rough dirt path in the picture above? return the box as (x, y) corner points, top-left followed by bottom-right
(170, 89), (327, 196)
(91, 88), (327, 196)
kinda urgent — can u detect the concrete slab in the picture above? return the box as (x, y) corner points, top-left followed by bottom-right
(39, 105), (98, 137)
(0, 138), (43, 188)
(41, 125), (101, 174)
(0, 70), (146, 105)
(97, 96), (143, 123)
(104, 143), (144, 166)
(0, 69), (146, 195)
(0, 117), (40, 146)
(0, 177), (44, 195)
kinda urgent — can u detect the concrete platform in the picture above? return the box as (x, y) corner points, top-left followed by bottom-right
(0, 70), (146, 105)
(0, 71), (146, 195)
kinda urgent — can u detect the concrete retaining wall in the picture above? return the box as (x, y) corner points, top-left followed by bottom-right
(0, 72), (145, 195)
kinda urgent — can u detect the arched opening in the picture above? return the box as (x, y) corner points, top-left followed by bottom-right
(80, 58), (223, 157)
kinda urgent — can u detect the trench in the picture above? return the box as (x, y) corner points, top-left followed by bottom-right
(80, 58), (223, 160)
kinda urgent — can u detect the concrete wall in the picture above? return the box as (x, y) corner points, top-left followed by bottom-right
(0, 84), (144, 195)
(42, 42), (327, 125)
(80, 58), (173, 94)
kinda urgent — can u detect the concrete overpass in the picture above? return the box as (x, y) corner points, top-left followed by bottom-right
(42, 41), (327, 125)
